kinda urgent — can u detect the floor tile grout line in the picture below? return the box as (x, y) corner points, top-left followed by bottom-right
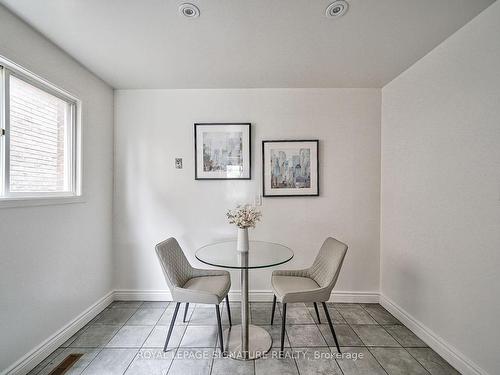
(139, 311), (164, 350)
(208, 351), (215, 375)
(316, 319), (334, 348)
(378, 318), (429, 349)
(61, 322), (92, 348)
(100, 308), (138, 349)
(333, 354), (346, 375)
(364, 346), (391, 375)
(379, 322), (407, 348)
(363, 307), (389, 325)
(126, 306), (168, 326)
(359, 303), (402, 326)
(326, 346), (346, 375)
(77, 346), (106, 374)
(343, 312), (407, 349)
(120, 348), (141, 375)
(344, 321), (371, 346)
(326, 305), (347, 325)
(336, 306), (378, 325)
(397, 346), (433, 375)
(346, 322), (406, 349)
(342, 319), (368, 348)
(335, 361), (346, 375)
(407, 348), (458, 375)
(285, 324), (292, 348)
(165, 347), (178, 375)
(291, 348), (301, 375)
(178, 325), (204, 349)
(368, 345), (435, 375)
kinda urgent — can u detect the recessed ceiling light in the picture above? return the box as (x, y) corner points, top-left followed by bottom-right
(326, 1), (349, 18)
(179, 3), (200, 19)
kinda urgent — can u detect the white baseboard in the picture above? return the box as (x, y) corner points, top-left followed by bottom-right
(113, 289), (380, 304)
(380, 294), (489, 375)
(330, 290), (380, 303)
(113, 289), (173, 301)
(5, 291), (114, 375)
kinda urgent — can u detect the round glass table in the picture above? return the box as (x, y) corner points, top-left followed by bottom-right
(196, 240), (293, 360)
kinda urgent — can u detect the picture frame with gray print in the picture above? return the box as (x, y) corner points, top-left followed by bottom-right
(262, 140), (319, 197)
(195, 123), (251, 180)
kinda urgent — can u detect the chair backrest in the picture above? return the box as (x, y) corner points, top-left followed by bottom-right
(308, 237), (348, 290)
(155, 238), (193, 290)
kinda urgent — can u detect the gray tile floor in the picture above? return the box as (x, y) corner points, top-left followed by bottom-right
(29, 302), (461, 375)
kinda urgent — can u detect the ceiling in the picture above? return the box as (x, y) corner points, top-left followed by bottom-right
(0, 0), (495, 89)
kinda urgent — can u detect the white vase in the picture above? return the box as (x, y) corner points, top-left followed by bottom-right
(237, 227), (249, 252)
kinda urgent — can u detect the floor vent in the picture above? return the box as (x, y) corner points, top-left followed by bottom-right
(48, 353), (83, 375)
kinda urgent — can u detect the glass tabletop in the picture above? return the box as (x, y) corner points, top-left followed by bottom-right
(195, 240), (293, 269)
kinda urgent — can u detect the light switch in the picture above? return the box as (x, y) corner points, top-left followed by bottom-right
(175, 158), (183, 169)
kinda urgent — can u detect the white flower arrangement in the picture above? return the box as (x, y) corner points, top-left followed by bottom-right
(226, 204), (262, 229)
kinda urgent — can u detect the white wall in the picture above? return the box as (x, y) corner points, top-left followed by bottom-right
(114, 89), (381, 296)
(381, 2), (500, 375)
(0, 6), (114, 372)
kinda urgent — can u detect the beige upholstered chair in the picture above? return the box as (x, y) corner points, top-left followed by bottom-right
(155, 238), (232, 353)
(270, 237), (348, 353)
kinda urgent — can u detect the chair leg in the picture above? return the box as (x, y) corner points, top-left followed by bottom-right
(313, 302), (321, 324)
(215, 304), (225, 355)
(225, 296), (232, 326)
(271, 295), (277, 325)
(322, 302), (341, 353)
(164, 302), (180, 352)
(280, 303), (287, 356)
(183, 302), (189, 323)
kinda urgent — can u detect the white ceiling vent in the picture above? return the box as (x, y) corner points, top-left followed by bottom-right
(326, 1), (349, 18)
(179, 3), (200, 19)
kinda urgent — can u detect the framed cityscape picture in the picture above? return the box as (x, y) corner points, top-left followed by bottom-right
(194, 123), (251, 180)
(262, 140), (319, 197)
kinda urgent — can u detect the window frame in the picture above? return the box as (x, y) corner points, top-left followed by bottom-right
(0, 57), (82, 207)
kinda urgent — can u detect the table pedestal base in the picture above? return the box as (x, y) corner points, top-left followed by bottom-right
(223, 325), (272, 360)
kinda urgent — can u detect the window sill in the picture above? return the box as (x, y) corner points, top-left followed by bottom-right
(0, 195), (85, 209)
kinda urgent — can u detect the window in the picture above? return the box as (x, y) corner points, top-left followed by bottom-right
(0, 62), (80, 202)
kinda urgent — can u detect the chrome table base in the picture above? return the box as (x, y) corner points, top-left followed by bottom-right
(224, 324), (272, 360)
(227, 252), (272, 360)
